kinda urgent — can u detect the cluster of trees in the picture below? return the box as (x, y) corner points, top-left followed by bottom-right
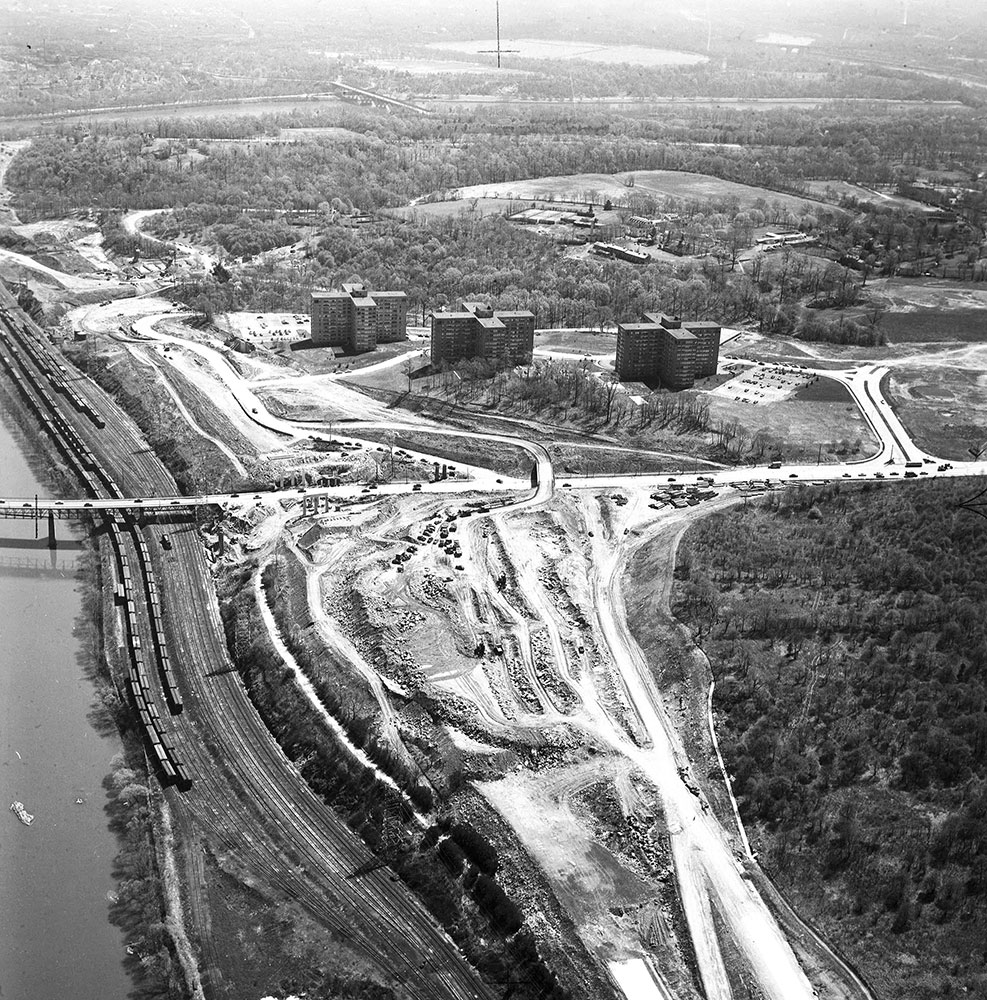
(51, 102), (987, 183)
(10, 110), (985, 344)
(150, 207), (297, 259)
(673, 480), (987, 995)
(434, 357), (713, 436)
(13, 107), (987, 223)
(760, 299), (886, 346)
(103, 758), (185, 1000)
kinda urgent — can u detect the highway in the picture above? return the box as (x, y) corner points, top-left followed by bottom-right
(5, 288), (986, 1000)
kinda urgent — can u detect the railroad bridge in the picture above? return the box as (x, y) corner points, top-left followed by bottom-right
(0, 498), (209, 547)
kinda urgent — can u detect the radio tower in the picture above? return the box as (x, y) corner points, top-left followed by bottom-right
(478, 2), (519, 68)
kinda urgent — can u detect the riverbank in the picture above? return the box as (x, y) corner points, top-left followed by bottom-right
(0, 370), (185, 1000)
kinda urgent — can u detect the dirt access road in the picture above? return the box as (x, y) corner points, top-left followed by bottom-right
(0, 286), (494, 1000)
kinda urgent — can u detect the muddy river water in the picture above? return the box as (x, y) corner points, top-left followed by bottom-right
(0, 406), (129, 1000)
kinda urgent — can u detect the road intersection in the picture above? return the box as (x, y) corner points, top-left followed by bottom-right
(5, 294), (982, 1000)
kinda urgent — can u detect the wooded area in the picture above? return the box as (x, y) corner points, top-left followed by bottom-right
(673, 480), (987, 998)
(9, 113), (984, 345)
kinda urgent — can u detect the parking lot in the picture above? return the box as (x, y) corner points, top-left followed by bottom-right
(709, 363), (817, 405)
(218, 311), (310, 347)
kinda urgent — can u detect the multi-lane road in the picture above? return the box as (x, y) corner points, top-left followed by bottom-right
(4, 286), (985, 1000)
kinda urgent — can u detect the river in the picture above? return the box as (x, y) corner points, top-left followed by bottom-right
(0, 403), (129, 1000)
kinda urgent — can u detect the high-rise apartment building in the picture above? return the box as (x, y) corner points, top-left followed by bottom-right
(430, 302), (535, 367)
(615, 312), (721, 389)
(310, 284), (407, 352)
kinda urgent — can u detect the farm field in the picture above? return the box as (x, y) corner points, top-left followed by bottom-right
(451, 170), (836, 214)
(427, 38), (708, 66)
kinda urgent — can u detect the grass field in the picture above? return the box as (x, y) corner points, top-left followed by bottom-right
(800, 180), (937, 214)
(703, 396), (878, 462)
(428, 39), (708, 66)
(533, 329), (618, 355)
(387, 198), (525, 221)
(365, 58), (515, 74)
(452, 171), (836, 213)
(886, 366), (987, 460)
(879, 309), (987, 343)
(793, 377), (854, 402)
(869, 277), (987, 310)
(283, 341), (420, 377)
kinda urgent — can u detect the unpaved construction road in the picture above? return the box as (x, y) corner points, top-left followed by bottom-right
(15, 292), (984, 1000)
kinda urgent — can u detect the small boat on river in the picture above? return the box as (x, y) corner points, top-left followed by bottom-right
(10, 801), (34, 826)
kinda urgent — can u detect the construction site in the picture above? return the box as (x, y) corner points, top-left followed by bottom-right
(38, 285), (957, 1000)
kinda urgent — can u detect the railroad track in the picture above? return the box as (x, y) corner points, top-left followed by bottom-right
(0, 282), (493, 1000)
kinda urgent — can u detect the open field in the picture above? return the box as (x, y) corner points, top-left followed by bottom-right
(869, 277), (987, 311)
(364, 57), (524, 75)
(886, 366), (987, 460)
(388, 197), (527, 221)
(703, 396), (879, 462)
(534, 329), (618, 355)
(451, 171), (835, 213)
(879, 309), (987, 344)
(428, 39), (708, 66)
(801, 180), (939, 213)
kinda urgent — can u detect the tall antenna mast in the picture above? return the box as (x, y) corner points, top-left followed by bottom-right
(478, 1), (519, 68)
(497, 1), (502, 67)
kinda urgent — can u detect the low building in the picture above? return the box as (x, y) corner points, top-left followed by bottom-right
(615, 312), (721, 389)
(430, 302), (535, 368)
(310, 283), (408, 352)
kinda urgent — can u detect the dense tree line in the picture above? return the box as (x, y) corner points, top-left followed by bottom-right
(673, 480), (987, 998)
(11, 107), (987, 221)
